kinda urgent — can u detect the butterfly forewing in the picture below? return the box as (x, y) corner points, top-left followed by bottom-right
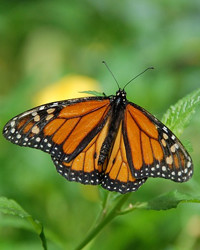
(124, 103), (193, 182)
(3, 97), (111, 163)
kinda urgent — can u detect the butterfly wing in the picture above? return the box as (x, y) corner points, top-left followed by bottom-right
(123, 103), (193, 182)
(51, 117), (111, 185)
(3, 97), (111, 163)
(52, 120), (146, 193)
(4, 91), (192, 193)
(102, 121), (147, 193)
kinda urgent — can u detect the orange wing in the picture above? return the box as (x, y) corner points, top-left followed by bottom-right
(53, 120), (146, 193)
(52, 117), (111, 185)
(3, 98), (111, 162)
(123, 103), (193, 182)
(102, 122), (146, 193)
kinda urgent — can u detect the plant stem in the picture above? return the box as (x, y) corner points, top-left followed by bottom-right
(75, 193), (131, 250)
(95, 192), (112, 225)
(39, 226), (47, 250)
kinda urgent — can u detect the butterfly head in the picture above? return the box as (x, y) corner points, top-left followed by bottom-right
(115, 89), (127, 104)
(116, 88), (126, 97)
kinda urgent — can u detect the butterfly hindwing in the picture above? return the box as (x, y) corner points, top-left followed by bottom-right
(52, 117), (111, 185)
(3, 97), (111, 163)
(124, 103), (193, 182)
(102, 121), (147, 193)
(52, 120), (146, 194)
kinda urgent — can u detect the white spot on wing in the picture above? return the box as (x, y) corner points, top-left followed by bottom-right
(36, 137), (41, 142)
(47, 108), (55, 114)
(170, 144), (176, 153)
(171, 135), (176, 140)
(32, 126), (40, 134)
(11, 128), (15, 134)
(10, 121), (15, 127)
(46, 114), (54, 121)
(163, 133), (168, 140)
(163, 126), (168, 133)
(16, 134), (21, 139)
(32, 111), (38, 116)
(39, 106), (45, 110)
(34, 115), (40, 122)
(166, 156), (173, 165)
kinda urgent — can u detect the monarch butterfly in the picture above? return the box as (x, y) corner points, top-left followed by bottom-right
(3, 63), (193, 194)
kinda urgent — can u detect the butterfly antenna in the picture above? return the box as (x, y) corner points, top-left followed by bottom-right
(102, 60), (120, 89)
(123, 66), (154, 90)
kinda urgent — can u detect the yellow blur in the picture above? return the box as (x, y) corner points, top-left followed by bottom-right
(34, 75), (101, 106)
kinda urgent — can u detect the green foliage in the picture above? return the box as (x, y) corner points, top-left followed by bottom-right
(162, 88), (200, 137)
(79, 90), (104, 96)
(0, 0), (200, 249)
(75, 189), (200, 249)
(0, 197), (47, 250)
(1, 87), (199, 249)
(136, 190), (200, 211)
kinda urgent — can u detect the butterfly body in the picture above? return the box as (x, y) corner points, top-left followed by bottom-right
(3, 88), (193, 194)
(98, 89), (126, 165)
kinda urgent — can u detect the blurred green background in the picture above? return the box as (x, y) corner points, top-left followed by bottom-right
(1, 0), (200, 249)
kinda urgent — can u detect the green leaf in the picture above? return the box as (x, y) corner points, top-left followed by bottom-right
(0, 197), (47, 250)
(139, 190), (200, 210)
(162, 88), (200, 137)
(79, 90), (104, 96)
(0, 197), (29, 218)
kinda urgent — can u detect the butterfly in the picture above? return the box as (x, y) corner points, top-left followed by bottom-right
(2, 64), (193, 194)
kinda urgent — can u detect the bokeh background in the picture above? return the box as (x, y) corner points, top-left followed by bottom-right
(1, 1), (200, 249)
